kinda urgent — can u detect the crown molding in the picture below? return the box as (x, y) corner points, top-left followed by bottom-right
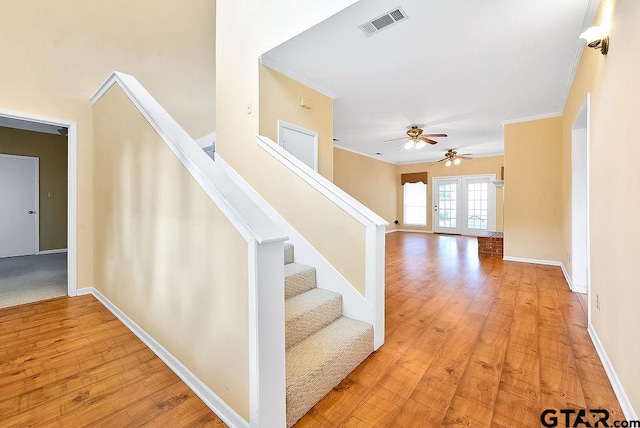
(333, 144), (399, 165)
(259, 56), (338, 100)
(501, 112), (562, 128)
(393, 151), (505, 166)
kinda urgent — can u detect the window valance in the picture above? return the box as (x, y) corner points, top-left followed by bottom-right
(401, 172), (428, 185)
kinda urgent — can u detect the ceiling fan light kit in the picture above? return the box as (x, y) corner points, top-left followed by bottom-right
(384, 125), (448, 150)
(431, 149), (474, 168)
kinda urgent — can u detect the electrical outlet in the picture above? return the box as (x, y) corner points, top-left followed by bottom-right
(596, 294), (600, 311)
(247, 103), (252, 114)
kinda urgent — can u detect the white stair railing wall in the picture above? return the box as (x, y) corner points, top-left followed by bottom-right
(217, 135), (388, 349)
(90, 71), (287, 428)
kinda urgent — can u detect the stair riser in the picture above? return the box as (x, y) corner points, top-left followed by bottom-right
(284, 244), (294, 265)
(286, 297), (342, 349)
(285, 269), (316, 299)
(286, 327), (374, 427)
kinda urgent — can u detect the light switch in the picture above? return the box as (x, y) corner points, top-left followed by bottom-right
(48, 192), (54, 198)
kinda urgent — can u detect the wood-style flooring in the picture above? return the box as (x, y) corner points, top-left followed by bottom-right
(296, 232), (623, 427)
(0, 295), (223, 426)
(0, 233), (623, 427)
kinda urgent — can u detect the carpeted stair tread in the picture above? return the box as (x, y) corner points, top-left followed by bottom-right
(284, 243), (294, 265)
(285, 288), (342, 349)
(284, 263), (316, 299)
(285, 316), (374, 427)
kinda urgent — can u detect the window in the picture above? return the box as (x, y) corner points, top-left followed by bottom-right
(403, 182), (427, 226)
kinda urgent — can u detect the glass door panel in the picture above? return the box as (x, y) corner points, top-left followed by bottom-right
(433, 178), (461, 234)
(465, 179), (489, 233)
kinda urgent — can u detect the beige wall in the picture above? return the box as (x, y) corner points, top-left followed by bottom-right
(562, 0), (640, 412)
(216, 0), (367, 295)
(0, 127), (68, 250)
(93, 85), (250, 418)
(332, 149), (503, 234)
(504, 117), (563, 260)
(333, 148), (397, 225)
(260, 65), (334, 180)
(397, 155), (504, 233)
(0, 1), (216, 287)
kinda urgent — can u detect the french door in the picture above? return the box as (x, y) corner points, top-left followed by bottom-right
(433, 175), (496, 236)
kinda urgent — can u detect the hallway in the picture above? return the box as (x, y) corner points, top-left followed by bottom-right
(297, 232), (623, 427)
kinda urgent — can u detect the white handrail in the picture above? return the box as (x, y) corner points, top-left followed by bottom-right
(91, 71), (288, 245)
(256, 135), (389, 228)
(257, 134), (387, 348)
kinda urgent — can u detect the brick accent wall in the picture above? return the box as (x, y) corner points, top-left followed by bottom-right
(477, 232), (503, 258)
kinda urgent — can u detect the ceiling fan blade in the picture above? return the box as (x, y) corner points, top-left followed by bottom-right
(383, 136), (409, 143)
(426, 158), (447, 168)
(422, 133), (448, 138)
(419, 137), (439, 145)
(457, 154), (474, 160)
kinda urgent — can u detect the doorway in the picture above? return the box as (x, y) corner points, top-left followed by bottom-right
(433, 174), (497, 236)
(571, 95), (590, 301)
(0, 109), (78, 300)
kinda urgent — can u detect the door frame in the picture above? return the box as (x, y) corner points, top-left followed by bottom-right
(0, 108), (78, 297)
(432, 174), (497, 235)
(0, 154), (39, 256)
(571, 94), (591, 316)
(276, 120), (319, 171)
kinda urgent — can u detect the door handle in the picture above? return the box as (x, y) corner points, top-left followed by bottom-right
(28, 210), (35, 214)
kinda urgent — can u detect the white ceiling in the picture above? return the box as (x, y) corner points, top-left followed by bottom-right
(262, 0), (597, 164)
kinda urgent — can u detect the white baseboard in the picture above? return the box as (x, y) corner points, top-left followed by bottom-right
(588, 324), (638, 421)
(502, 257), (580, 292)
(560, 262), (573, 289)
(502, 256), (563, 266)
(558, 262), (587, 294)
(38, 248), (68, 255)
(75, 287), (248, 428)
(387, 228), (434, 234)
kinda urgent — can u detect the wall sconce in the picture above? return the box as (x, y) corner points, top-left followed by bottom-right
(579, 26), (609, 55)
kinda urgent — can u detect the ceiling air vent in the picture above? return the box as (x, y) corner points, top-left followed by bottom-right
(359, 7), (407, 36)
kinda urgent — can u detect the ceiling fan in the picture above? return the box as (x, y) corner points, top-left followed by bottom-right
(383, 125), (447, 150)
(430, 149), (474, 167)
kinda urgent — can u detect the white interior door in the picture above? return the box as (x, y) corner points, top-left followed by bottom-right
(433, 175), (496, 236)
(277, 121), (318, 171)
(433, 178), (461, 234)
(0, 155), (38, 258)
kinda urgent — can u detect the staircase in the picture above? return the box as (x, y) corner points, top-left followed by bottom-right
(284, 243), (374, 427)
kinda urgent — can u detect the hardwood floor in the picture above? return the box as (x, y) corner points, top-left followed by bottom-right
(0, 233), (622, 427)
(296, 232), (623, 427)
(0, 295), (223, 427)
